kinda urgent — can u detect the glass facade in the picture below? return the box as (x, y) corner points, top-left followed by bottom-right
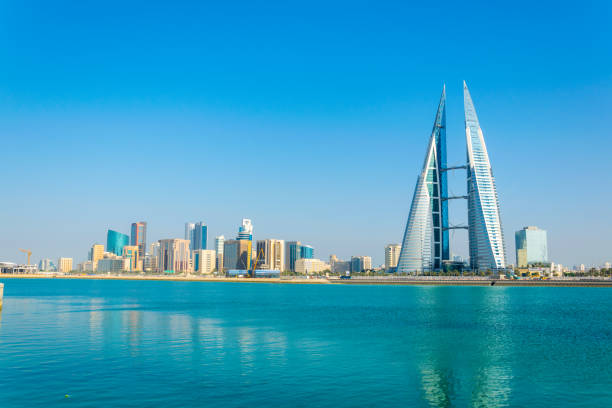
(130, 222), (147, 258)
(193, 222), (207, 250)
(515, 227), (548, 267)
(107, 229), (129, 256)
(397, 87), (448, 273)
(300, 245), (314, 259)
(464, 81), (506, 270)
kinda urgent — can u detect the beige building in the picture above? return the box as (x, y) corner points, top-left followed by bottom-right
(193, 249), (216, 274)
(158, 239), (192, 274)
(256, 239), (285, 270)
(385, 244), (401, 270)
(122, 245), (140, 271)
(223, 239), (252, 271)
(58, 257), (73, 273)
(90, 244), (104, 271)
(295, 258), (330, 274)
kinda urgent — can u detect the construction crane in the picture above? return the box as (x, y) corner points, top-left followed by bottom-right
(249, 247), (266, 278)
(19, 248), (32, 265)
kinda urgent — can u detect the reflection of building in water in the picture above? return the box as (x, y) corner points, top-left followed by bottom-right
(417, 288), (511, 407)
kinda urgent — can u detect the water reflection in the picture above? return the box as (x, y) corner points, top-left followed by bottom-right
(417, 287), (512, 407)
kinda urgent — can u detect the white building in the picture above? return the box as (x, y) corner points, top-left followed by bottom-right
(193, 249), (216, 274)
(215, 235), (225, 272)
(295, 258), (330, 274)
(385, 244), (401, 270)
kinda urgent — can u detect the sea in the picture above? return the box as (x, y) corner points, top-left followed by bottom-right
(0, 278), (610, 407)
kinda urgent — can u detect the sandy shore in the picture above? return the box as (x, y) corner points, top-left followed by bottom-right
(1, 274), (612, 287)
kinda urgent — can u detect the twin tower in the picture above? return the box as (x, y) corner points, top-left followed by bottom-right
(397, 82), (506, 273)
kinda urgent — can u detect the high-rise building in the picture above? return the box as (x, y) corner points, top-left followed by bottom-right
(397, 87), (448, 274)
(193, 222), (207, 250)
(350, 256), (372, 273)
(223, 239), (251, 271)
(107, 230), (130, 256)
(385, 244), (401, 270)
(158, 239), (192, 274)
(237, 219), (253, 240)
(215, 235), (225, 272)
(193, 249), (216, 274)
(285, 241), (302, 272)
(464, 81), (506, 270)
(58, 257), (73, 273)
(89, 244), (104, 271)
(185, 223), (195, 246)
(130, 222), (147, 258)
(39, 258), (55, 271)
(515, 226), (548, 267)
(396, 83), (506, 273)
(256, 239), (285, 270)
(122, 245), (140, 271)
(300, 245), (314, 259)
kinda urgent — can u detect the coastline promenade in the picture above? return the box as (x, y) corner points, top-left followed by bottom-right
(1, 274), (611, 287)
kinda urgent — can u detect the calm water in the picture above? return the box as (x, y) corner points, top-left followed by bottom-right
(0, 279), (610, 407)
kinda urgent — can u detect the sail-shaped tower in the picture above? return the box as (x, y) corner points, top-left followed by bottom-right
(396, 87), (449, 273)
(464, 81), (506, 270)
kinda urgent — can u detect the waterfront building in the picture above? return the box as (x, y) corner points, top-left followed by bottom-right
(350, 256), (372, 273)
(38, 258), (56, 272)
(223, 239), (251, 271)
(107, 229), (130, 256)
(256, 239), (285, 270)
(78, 261), (94, 272)
(330, 255), (352, 275)
(193, 249), (216, 274)
(185, 223), (195, 246)
(300, 245), (314, 259)
(215, 235), (225, 272)
(237, 219), (253, 240)
(122, 245), (140, 271)
(130, 222), (147, 258)
(158, 239), (192, 274)
(193, 221), (207, 250)
(97, 258), (129, 273)
(515, 226), (548, 267)
(89, 244), (104, 271)
(464, 82), (506, 270)
(397, 87), (448, 274)
(295, 258), (330, 274)
(58, 257), (73, 273)
(385, 244), (401, 270)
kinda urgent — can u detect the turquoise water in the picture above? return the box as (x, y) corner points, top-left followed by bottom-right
(0, 279), (610, 407)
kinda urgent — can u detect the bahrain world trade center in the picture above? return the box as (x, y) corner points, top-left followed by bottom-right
(396, 82), (506, 273)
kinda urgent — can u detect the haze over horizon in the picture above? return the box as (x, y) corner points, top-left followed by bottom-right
(1, 1), (611, 267)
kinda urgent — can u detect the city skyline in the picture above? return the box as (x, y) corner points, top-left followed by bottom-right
(1, 2), (611, 266)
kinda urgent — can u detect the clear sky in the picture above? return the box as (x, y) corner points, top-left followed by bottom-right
(1, 1), (611, 267)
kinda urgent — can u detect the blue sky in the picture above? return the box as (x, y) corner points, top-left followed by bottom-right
(1, 0), (611, 267)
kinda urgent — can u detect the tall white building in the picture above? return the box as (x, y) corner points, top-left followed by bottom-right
(256, 239), (285, 271)
(385, 244), (401, 270)
(215, 235), (225, 271)
(193, 249), (216, 274)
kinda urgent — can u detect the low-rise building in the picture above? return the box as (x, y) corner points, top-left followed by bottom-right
(295, 258), (330, 274)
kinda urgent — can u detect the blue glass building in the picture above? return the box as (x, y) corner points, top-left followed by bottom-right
(193, 222), (207, 250)
(300, 245), (314, 259)
(107, 229), (129, 256)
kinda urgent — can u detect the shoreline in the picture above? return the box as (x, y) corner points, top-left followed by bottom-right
(1, 274), (612, 287)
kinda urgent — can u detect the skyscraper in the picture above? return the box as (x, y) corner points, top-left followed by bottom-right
(215, 235), (225, 272)
(185, 223), (195, 247)
(515, 226), (548, 267)
(464, 81), (506, 270)
(300, 245), (314, 259)
(89, 244), (104, 271)
(158, 239), (192, 274)
(223, 239), (251, 271)
(193, 221), (207, 250)
(237, 219), (253, 240)
(107, 230), (130, 256)
(130, 222), (147, 258)
(285, 241), (301, 272)
(397, 87), (448, 273)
